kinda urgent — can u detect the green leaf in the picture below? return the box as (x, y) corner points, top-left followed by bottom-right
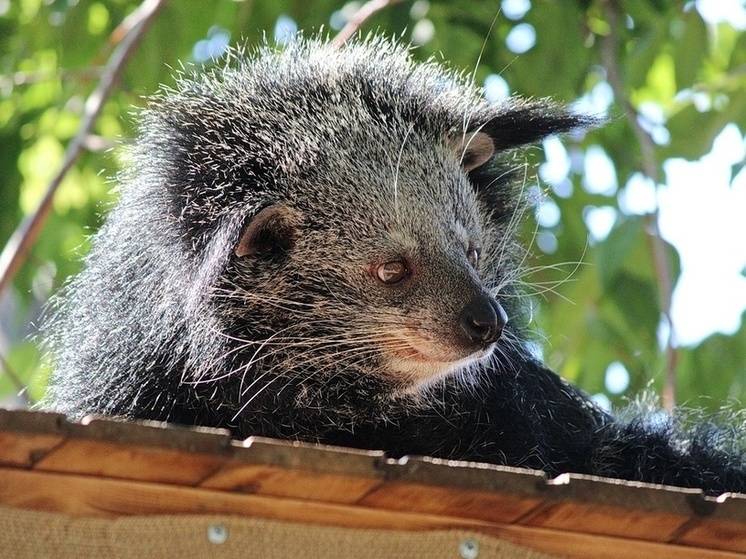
(626, 21), (667, 90)
(605, 271), (660, 338)
(677, 320), (746, 409)
(672, 10), (708, 91)
(597, 217), (646, 289)
(661, 88), (746, 161)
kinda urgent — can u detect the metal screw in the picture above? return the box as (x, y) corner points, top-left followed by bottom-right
(459, 537), (479, 559)
(207, 523), (228, 545)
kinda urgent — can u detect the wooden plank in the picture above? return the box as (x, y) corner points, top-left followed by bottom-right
(33, 439), (226, 486)
(384, 454), (550, 494)
(539, 472), (711, 519)
(0, 408), (66, 434)
(231, 436), (385, 476)
(519, 500), (689, 542)
(203, 437), (388, 502)
(201, 436), (389, 503)
(359, 481), (543, 524)
(484, 523), (746, 559)
(0, 431), (65, 468)
(675, 519), (746, 553)
(0, 409), (68, 468)
(201, 461), (383, 504)
(0, 467), (480, 530)
(68, 416), (233, 454)
(0, 410), (233, 484)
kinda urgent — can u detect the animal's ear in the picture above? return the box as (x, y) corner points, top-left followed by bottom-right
(235, 204), (303, 258)
(474, 101), (600, 153)
(454, 132), (495, 172)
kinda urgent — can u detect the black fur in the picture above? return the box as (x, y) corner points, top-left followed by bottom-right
(44, 37), (746, 495)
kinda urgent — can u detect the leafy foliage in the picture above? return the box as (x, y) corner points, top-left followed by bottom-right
(1, 0), (744, 412)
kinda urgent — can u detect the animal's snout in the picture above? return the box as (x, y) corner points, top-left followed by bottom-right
(459, 295), (507, 347)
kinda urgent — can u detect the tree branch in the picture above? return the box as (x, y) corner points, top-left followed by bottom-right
(332, 0), (407, 48)
(600, 0), (678, 409)
(0, 0), (168, 298)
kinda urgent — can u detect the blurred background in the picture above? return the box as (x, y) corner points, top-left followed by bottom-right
(1, 0), (745, 413)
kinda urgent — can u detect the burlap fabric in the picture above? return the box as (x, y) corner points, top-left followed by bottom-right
(1, 506), (560, 558)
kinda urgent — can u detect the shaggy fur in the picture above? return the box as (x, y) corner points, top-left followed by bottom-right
(44, 36), (746, 494)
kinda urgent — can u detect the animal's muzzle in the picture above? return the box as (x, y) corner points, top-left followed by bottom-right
(459, 295), (508, 347)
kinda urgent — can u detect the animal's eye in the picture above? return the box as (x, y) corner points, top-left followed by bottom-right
(467, 247), (480, 268)
(376, 260), (409, 284)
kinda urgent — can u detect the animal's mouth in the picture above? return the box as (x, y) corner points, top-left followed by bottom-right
(389, 343), (435, 363)
(390, 341), (492, 363)
(385, 334), (495, 385)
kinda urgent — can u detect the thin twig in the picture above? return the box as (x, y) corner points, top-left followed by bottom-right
(600, 0), (678, 409)
(332, 0), (407, 48)
(0, 0), (168, 298)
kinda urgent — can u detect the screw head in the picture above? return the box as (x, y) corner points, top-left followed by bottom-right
(207, 523), (228, 545)
(459, 537), (479, 559)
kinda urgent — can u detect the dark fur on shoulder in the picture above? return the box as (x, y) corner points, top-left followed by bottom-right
(43, 36), (746, 495)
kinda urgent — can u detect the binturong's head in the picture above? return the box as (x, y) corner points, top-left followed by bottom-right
(45, 36), (596, 424)
(130, 36), (594, 394)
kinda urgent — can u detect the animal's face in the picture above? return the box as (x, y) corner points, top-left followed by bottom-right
(224, 129), (511, 389)
(146, 39), (593, 393)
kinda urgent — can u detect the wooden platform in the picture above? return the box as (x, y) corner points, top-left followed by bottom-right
(1, 408), (745, 558)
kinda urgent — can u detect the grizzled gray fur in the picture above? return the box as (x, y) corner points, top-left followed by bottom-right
(44, 36), (746, 494)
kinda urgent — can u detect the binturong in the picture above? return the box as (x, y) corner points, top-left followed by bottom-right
(43, 36), (746, 495)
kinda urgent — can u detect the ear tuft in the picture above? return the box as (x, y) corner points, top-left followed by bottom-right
(477, 101), (602, 151)
(235, 204), (303, 258)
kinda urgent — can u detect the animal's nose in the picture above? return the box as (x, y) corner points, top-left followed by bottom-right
(459, 295), (508, 346)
